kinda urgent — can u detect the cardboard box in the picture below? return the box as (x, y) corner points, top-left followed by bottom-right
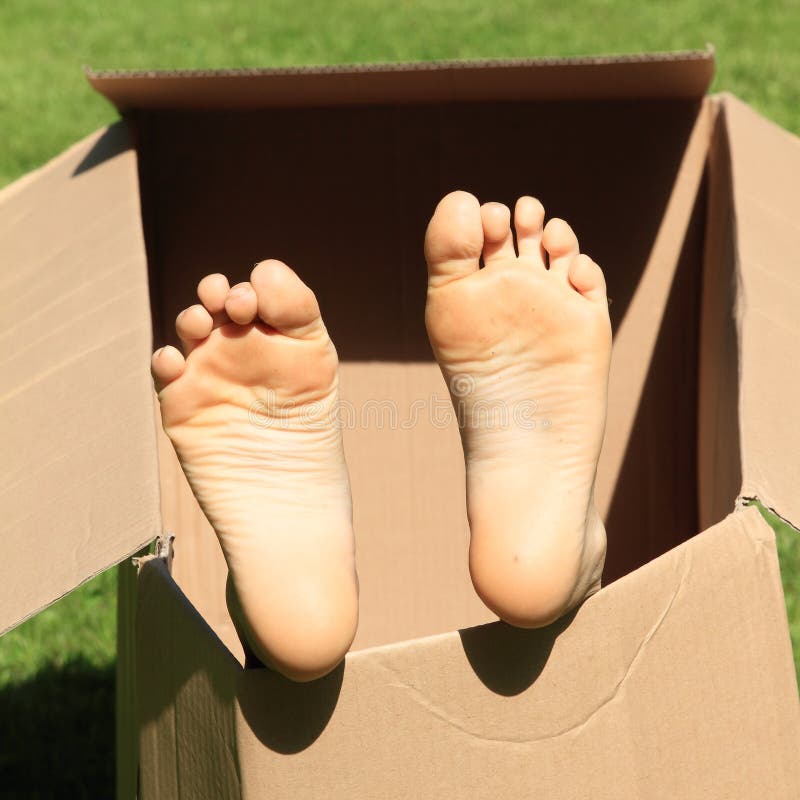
(2, 49), (799, 797)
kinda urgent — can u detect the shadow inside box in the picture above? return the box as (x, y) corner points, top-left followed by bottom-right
(0, 658), (115, 796)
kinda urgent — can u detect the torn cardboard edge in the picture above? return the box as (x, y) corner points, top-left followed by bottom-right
(738, 496), (800, 536)
(132, 534), (172, 572)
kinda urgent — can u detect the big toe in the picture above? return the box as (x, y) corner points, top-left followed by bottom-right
(424, 190), (483, 287)
(250, 259), (324, 337)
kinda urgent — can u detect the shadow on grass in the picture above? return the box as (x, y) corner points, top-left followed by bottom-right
(0, 658), (114, 797)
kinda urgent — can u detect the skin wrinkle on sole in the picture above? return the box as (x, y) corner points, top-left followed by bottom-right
(151, 259), (358, 682)
(424, 190), (611, 628)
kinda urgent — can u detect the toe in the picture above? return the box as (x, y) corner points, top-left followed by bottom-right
(197, 273), (230, 313)
(250, 259), (323, 337)
(514, 196), (546, 266)
(151, 345), (186, 392)
(480, 202), (515, 265)
(424, 190), (483, 287)
(175, 304), (214, 353)
(225, 282), (258, 324)
(568, 254), (607, 302)
(542, 218), (580, 275)
(198, 273), (232, 328)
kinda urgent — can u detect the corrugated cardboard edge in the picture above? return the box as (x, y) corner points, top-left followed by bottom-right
(84, 47), (715, 110)
(86, 47), (715, 79)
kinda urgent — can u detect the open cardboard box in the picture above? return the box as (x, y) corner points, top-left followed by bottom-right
(2, 48), (800, 797)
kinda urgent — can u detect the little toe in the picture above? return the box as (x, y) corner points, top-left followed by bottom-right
(514, 196), (546, 266)
(542, 218), (580, 275)
(480, 202), (515, 265)
(176, 304), (214, 353)
(197, 273), (231, 313)
(424, 190), (483, 287)
(151, 345), (186, 391)
(250, 259), (324, 337)
(225, 282), (258, 324)
(568, 254), (607, 302)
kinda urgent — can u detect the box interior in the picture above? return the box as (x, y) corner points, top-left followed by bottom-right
(133, 96), (723, 653)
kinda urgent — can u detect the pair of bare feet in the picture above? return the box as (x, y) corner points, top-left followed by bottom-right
(151, 191), (611, 682)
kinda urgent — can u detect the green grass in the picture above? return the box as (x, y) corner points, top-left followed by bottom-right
(0, 570), (116, 687)
(0, 570), (117, 796)
(1, 0), (799, 792)
(756, 504), (800, 677)
(1, 0), (799, 187)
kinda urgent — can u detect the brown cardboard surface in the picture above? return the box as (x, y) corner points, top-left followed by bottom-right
(86, 49), (714, 111)
(718, 94), (800, 528)
(596, 97), (713, 580)
(137, 555), (241, 800)
(241, 508), (799, 799)
(0, 123), (160, 634)
(116, 546), (146, 800)
(339, 362), (493, 647)
(136, 506), (800, 799)
(698, 96), (742, 531)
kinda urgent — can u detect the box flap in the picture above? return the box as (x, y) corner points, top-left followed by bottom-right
(717, 94), (800, 528)
(135, 508), (798, 797)
(137, 556), (241, 800)
(86, 49), (714, 111)
(227, 506), (799, 797)
(137, 508), (800, 800)
(0, 124), (160, 633)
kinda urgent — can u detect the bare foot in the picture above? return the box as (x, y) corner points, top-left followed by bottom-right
(151, 260), (358, 681)
(424, 191), (611, 627)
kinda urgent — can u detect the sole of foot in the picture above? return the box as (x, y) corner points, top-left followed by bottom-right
(424, 190), (611, 628)
(151, 259), (358, 681)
